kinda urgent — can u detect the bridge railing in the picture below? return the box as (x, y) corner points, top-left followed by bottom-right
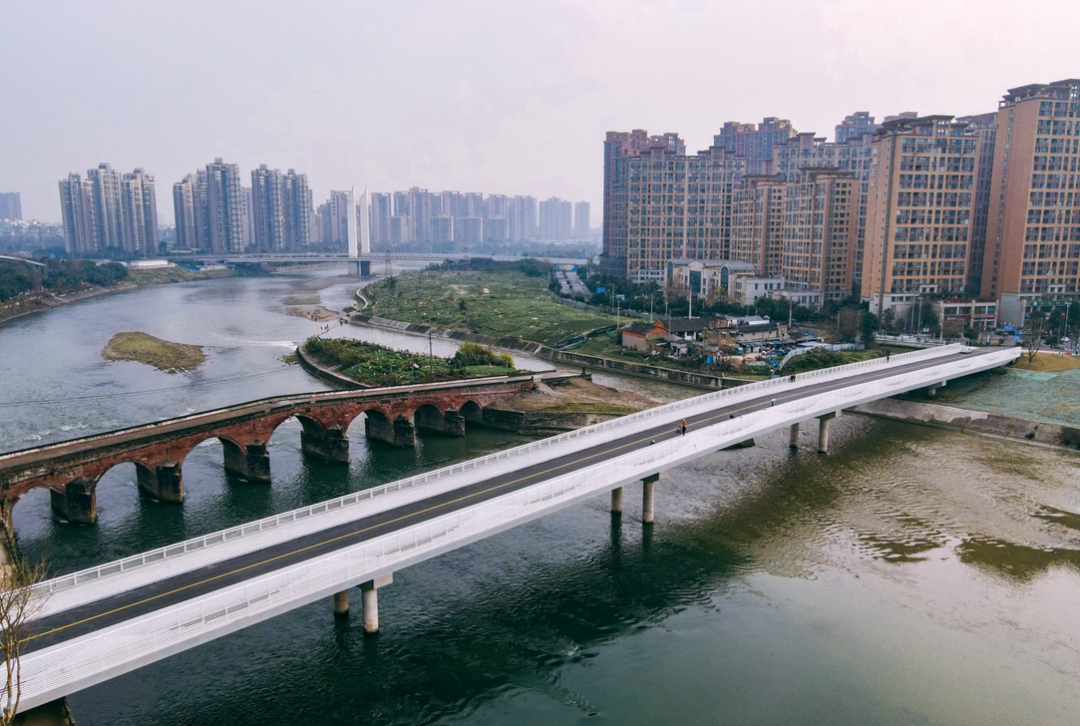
(29, 343), (967, 599)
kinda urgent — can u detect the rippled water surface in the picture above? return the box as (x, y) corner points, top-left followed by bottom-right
(3, 270), (1079, 725)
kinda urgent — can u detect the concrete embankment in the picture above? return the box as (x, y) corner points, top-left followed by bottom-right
(852, 398), (1080, 452)
(350, 314), (753, 391)
(294, 343), (370, 390)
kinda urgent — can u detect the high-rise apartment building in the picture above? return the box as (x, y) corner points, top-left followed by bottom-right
(731, 175), (787, 277)
(432, 216), (454, 246)
(326, 189), (356, 253)
(173, 174), (199, 249)
(282, 169), (313, 250)
(714, 118), (797, 174)
(835, 112), (878, 145)
(356, 188), (370, 255)
(603, 131), (747, 282)
(370, 193), (392, 251)
(204, 158), (244, 254)
(956, 112), (998, 294)
(59, 173), (95, 255)
(120, 168), (158, 254)
(781, 169), (859, 299)
(862, 116), (980, 314)
(251, 165), (284, 251)
(979, 79), (1080, 325)
(539, 197), (573, 240)
(508, 195), (537, 242)
(86, 163), (125, 251)
(61, 165), (156, 254)
(0, 192), (22, 221)
(457, 216), (482, 245)
(573, 201), (590, 239)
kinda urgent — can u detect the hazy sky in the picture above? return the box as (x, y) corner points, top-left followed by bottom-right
(2, 0), (1077, 225)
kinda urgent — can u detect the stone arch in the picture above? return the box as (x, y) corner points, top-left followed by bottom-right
(414, 403), (465, 438)
(459, 400), (484, 424)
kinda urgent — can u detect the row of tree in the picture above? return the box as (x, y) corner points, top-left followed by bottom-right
(0, 259), (129, 303)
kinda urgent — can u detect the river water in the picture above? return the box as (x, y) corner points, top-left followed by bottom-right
(2, 269), (1079, 725)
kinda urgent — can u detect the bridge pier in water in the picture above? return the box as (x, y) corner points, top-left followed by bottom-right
(641, 471), (667, 524)
(361, 573), (393, 633)
(301, 425), (350, 463)
(365, 415), (416, 449)
(50, 479), (97, 524)
(415, 407), (466, 437)
(927, 381), (946, 398)
(611, 487), (623, 514)
(817, 412), (838, 454)
(137, 461), (184, 503)
(789, 423), (800, 449)
(223, 440), (272, 482)
(333, 590), (349, 617)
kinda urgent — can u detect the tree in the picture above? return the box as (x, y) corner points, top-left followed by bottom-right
(881, 308), (897, 334)
(0, 550), (48, 724)
(860, 311), (880, 347)
(941, 320), (964, 343)
(457, 297), (467, 312)
(1023, 311), (1047, 363)
(838, 307), (861, 343)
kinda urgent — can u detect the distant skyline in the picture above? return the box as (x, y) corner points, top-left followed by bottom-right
(1, 0), (1077, 225)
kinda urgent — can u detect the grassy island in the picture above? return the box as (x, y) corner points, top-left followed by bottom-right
(366, 264), (614, 347)
(102, 332), (206, 373)
(305, 339), (529, 386)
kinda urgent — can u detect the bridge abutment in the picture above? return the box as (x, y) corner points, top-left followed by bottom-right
(137, 461), (184, 503)
(223, 440), (272, 482)
(301, 426), (350, 463)
(51, 479), (97, 524)
(365, 415), (415, 449)
(415, 407), (466, 437)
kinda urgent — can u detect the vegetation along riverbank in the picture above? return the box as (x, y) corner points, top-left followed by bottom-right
(303, 339), (528, 387)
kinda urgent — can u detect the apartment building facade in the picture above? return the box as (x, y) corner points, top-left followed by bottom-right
(862, 116), (980, 315)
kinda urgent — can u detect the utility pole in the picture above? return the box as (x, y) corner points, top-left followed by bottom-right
(428, 329), (434, 377)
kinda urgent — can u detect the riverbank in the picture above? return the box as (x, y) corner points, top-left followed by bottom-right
(483, 377), (658, 433)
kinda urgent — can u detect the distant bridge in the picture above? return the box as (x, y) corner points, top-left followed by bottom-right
(0, 255), (46, 267)
(6, 345), (1019, 712)
(210, 253), (588, 276)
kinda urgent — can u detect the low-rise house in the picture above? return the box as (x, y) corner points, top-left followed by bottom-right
(621, 320), (668, 351)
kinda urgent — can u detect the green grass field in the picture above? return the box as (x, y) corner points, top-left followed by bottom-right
(367, 269), (615, 347)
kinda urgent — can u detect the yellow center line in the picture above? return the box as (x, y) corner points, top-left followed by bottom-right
(24, 354), (958, 644)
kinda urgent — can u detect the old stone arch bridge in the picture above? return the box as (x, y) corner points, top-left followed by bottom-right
(0, 374), (568, 527)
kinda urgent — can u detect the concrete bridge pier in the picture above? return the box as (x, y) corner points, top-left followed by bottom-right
(223, 440), (272, 482)
(817, 412), (838, 454)
(365, 415), (415, 449)
(51, 479), (97, 524)
(361, 573), (393, 633)
(415, 407), (466, 437)
(611, 487), (623, 514)
(332, 590), (349, 617)
(642, 471), (668, 524)
(137, 461), (184, 502)
(927, 381), (946, 398)
(789, 423), (800, 449)
(301, 425), (351, 463)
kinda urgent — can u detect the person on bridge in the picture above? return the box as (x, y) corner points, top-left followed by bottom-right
(771, 398), (776, 407)
(680, 419), (687, 436)
(790, 374), (796, 382)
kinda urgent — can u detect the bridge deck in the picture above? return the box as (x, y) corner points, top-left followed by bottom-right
(21, 347), (1008, 655)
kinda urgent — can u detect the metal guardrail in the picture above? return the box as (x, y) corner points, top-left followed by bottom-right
(18, 351), (1010, 710)
(30, 343), (965, 598)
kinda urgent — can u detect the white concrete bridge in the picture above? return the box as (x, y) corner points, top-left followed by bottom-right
(11, 344), (1018, 711)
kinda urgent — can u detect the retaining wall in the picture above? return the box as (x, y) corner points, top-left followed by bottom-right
(853, 398), (1080, 452)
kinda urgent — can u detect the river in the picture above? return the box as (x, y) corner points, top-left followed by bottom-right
(2, 268), (1079, 725)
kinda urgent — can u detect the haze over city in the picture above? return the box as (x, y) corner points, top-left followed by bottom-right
(3, 0), (1077, 224)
